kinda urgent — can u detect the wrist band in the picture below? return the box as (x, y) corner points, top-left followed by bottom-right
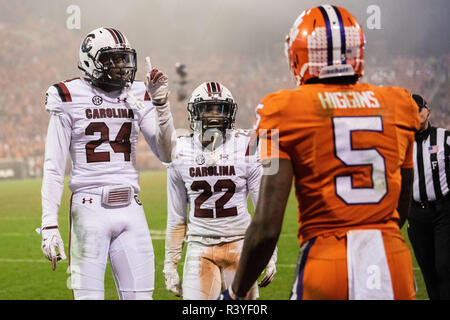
(42, 225), (58, 230)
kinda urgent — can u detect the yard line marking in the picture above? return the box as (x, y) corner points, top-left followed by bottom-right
(0, 258), (48, 263)
(0, 230), (167, 237)
(0, 258), (422, 274)
(0, 233), (38, 237)
(150, 230), (166, 235)
(0, 217), (36, 220)
(0, 233), (166, 239)
(277, 264), (297, 268)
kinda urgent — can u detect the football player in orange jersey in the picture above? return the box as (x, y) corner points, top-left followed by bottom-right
(220, 5), (420, 300)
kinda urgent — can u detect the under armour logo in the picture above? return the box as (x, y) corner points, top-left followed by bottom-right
(117, 97), (127, 103)
(82, 198), (93, 204)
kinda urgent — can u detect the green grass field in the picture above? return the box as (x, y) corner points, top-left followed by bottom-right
(0, 171), (428, 300)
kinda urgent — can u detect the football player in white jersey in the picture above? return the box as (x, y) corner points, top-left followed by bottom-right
(163, 82), (277, 300)
(39, 27), (176, 300)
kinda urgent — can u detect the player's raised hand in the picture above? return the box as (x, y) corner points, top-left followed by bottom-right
(145, 56), (170, 106)
(38, 226), (66, 271)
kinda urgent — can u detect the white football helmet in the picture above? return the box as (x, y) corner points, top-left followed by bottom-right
(78, 27), (137, 90)
(187, 82), (237, 133)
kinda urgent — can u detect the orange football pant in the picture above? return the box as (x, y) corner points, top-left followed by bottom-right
(291, 231), (416, 300)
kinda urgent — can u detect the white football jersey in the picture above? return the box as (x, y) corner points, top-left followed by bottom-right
(41, 77), (169, 227)
(166, 130), (262, 241)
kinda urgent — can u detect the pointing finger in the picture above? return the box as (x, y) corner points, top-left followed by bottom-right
(145, 56), (152, 74)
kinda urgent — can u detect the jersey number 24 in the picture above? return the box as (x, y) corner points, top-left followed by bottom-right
(85, 122), (131, 163)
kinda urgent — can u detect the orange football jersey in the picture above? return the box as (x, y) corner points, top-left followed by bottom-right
(256, 83), (421, 245)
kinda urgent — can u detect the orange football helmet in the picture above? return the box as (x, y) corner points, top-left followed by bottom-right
(285, 5), (366, 86)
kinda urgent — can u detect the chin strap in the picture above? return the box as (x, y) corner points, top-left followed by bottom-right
(211, 132), (220, 150)
(210, 132), (221, 165)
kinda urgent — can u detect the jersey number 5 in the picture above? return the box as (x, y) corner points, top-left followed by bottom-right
(85, 122), (131, 163)
(332, 116), (387, 205)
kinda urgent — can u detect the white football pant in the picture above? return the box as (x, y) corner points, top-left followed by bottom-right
(182, 239), (258, 300)
(69, 191), (154, 300)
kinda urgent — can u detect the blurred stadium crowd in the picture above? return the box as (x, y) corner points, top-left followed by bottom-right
(0, 18), (449, 178)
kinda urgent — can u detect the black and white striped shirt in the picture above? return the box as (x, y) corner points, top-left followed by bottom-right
(413, 125), (450, 202)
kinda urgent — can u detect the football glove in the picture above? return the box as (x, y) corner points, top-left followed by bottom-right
(38, 226), (66, 271)
(163, 265), (182, 297)
(258, 247), (278, 287)
(145, 56), (170, 106)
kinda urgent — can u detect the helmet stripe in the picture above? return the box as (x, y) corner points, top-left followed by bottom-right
(111, 28), (124, 44)
(318, 6), (333, 66)
(320, 5), (344, 65)
(210, 82), (217, 93)
(105, 28), (119, 44)
(332, 6), (347, 64)
(118, 29), (128, 44)
(215, 82), (222, 96)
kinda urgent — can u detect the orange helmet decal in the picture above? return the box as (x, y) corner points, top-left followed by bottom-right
(285, 5), (366, 86)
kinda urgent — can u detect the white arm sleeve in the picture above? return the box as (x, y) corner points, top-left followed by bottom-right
(41, 112), (72, 228)
(140, 102), (176, 163)
(164, 165), (188, 269)
(247, 161), (263, 208)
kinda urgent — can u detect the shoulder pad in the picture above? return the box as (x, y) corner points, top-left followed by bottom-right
(51, 81), (73, 103)
(233, 128), (255, 137)
(130, 81), (151, 101)
(161, 161), (171, 168)
(261, 89), (293, 107)
(176, 133), (195, 146)
(45, 85), (64, 114)
(176, 130), (193, 139)
(174, 135), (193, 153)
(45, 78), (84, 113)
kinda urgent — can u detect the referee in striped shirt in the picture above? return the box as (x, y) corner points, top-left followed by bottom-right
(407, 94), (450, 300)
